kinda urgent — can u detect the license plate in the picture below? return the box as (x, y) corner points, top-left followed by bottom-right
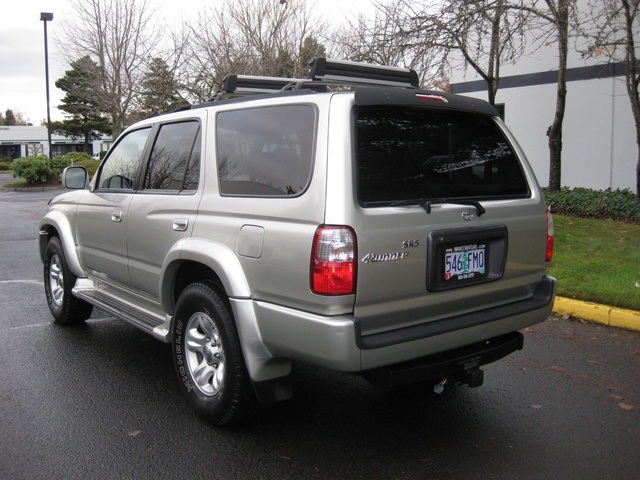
(444, 244), (487, 282)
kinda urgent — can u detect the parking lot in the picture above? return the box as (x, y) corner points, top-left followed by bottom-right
(1, 185), (639, 479)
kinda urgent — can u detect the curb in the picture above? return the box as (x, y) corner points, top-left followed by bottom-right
(553, 296), (640, 332)
(0, 185), (63, 192)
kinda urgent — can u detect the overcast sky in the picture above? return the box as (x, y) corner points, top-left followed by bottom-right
(0, 0), (372, 125)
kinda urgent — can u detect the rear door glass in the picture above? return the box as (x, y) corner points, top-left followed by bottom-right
(143, 121), (201, 192)
(355, 108), (529, 205)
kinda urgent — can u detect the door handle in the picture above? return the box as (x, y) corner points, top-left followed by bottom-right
(111, 211), (123, 222)
(173, 218), (189, 231)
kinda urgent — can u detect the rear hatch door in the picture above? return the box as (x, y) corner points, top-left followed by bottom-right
(349, 90), (550, 339)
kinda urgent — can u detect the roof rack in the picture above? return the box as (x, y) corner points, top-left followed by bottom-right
(210, 57), (419, 101)
(213, 74), (307, 100)
(308, 58), (419, 88)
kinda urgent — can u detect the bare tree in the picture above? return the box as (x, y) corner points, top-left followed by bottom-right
(510, 0), (575, 192)
(331, 0), (445, 88)
(57, 0), (157, 138)
(178, 0), (327, 104)
(362, 0), (529, 103)
(579, 0), (640, 196)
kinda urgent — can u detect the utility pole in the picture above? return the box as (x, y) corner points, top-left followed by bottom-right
(40, 12), (54, 160)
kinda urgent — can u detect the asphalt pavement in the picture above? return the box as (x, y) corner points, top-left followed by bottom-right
(0, 184), (639, 479)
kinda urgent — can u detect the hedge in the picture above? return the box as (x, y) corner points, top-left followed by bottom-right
(543, 187), (640, 223)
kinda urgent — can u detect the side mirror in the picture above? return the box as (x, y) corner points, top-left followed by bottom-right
(62, 166), (88, 190)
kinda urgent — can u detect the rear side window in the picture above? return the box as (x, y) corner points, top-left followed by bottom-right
(356, 108), (529, 205)
(143, 121), (201, 192)
(216, 105), (316, 196)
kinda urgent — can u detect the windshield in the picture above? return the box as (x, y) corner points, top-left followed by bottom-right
(355, 107), (529, 205)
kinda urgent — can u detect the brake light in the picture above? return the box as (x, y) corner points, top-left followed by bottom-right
(311, 226), (356, 295)
(545, 208), (554, 262)
(416, 93), (448, 103)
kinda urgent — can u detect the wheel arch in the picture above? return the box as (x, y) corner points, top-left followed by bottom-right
(39, 212), (84, 278)
(160, 238), (251, 315)
(161, 239), (292, 402)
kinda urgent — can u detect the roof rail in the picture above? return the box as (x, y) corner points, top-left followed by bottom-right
(308, 57), (419, 88)
(213, 74), (307, 100)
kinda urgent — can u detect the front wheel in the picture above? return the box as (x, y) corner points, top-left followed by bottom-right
(43, 236), (93, 325)
(172, 282), (255, 425)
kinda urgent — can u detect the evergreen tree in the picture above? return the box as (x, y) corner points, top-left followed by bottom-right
(299, 36), (326, 74)
(4, 109), (17, 126)
(53, 56), (112, 153)
(138, 58), (189, 119)
(0, 109), (30, 126)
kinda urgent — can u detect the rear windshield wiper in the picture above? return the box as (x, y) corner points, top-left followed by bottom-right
(390, 198), (485, 216)
(390, 198), (433, 213)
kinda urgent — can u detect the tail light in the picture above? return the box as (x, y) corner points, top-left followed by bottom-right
(311, 226), (356, 295)
(545, 208), (554, 262)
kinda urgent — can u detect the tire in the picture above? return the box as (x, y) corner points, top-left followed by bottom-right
(43, 236), (93, 325)
(172, 282), (255, 426)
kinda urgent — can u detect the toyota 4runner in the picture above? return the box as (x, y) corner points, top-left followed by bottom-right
(39, 58), (556, 425)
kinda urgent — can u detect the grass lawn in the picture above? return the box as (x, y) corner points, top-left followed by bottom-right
(549, 215), (640, 311)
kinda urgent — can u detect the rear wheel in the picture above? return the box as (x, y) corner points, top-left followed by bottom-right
(172, 282), (255, 425)
(43, 236), (93, 325)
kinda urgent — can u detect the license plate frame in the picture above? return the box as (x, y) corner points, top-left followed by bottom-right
(427, 226), (508, 292)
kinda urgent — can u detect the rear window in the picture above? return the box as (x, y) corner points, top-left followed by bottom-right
(356, 107), (529, 205)
(216, 105), (316, 196)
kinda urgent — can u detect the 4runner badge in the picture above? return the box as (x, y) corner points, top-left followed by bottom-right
(362, 251), (409, 263)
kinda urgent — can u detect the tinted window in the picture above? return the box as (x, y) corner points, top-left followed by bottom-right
(144, 121), (201, 191)
(216, 105), (316, 196)
(184, 129), (201, 191)
(98, 127), (151, 190)
(356, 108), (529, 204)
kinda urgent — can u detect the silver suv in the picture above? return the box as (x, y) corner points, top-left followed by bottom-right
(39, 58), (556, 425)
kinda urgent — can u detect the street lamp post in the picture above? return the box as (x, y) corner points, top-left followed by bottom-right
(40, 12), (53, 160)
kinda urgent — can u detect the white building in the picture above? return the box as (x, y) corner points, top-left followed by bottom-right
(450, 28), (636, 192)
(0, 126), (112, 160)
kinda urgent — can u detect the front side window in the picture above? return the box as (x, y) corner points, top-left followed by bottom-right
(143, 121), (201, 191)
(216, 105), (316, 196)
(356, 108), (529, 205)
(98, 127), (152, 190)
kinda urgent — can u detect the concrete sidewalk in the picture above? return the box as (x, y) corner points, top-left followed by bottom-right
(553, 296), (640, 332)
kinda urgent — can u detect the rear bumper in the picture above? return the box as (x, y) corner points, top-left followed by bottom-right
(357, 275), (555, 349)
(359, 331), (524, 388)
(255, 276), (555, 372)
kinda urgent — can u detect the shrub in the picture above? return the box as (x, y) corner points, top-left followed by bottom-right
(73, 159), (101, 178)
(65, 152), (91, 165)
(52, 156), (71, 172)
(543, 187), (640, 223)
(0, 161), (11, 171)
(11, 155), (52, 184)
(52, 152), (92, 172)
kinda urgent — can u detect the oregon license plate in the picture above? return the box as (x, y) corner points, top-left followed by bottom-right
(444, 244), (487, 282)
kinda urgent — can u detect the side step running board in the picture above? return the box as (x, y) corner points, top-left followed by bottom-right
(74, 287), (171, 343)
